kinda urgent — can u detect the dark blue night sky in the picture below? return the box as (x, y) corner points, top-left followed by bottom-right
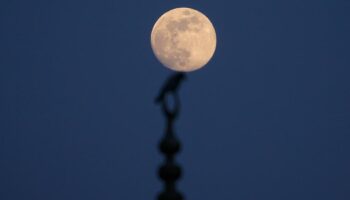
(1, 0), (349, 200)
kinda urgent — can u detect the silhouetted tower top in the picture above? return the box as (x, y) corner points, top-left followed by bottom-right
(156, 72), (186, 200)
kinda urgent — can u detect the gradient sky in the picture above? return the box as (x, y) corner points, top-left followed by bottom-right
(1, 0), (349, 200)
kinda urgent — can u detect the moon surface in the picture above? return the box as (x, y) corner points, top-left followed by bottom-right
(151, 7), (217, 72)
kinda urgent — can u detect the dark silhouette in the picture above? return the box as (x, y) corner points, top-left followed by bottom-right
(155, 72), (186, 104)
(156, 72), (186, 200)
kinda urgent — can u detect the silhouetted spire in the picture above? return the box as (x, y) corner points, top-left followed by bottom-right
(156, 72), (186, 200)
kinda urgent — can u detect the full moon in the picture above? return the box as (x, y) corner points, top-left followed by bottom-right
(151, 7), (217, 72)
